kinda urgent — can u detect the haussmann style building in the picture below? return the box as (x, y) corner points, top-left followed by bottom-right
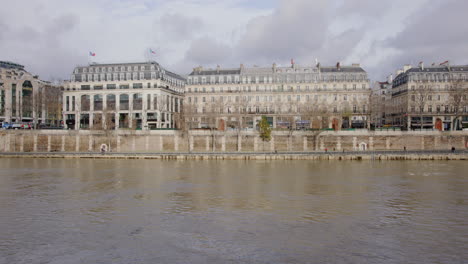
(184, 62), (371, 130)
(62, 61), (185, 130)
(0, 61), (62, 126)
(389, 63), (468, 130)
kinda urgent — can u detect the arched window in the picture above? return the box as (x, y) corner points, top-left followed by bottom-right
(81, 95), (90, 111)
(133, 93), (143, 110)
(120, 94), (129, 110)
(106, 94), (116, 111)
(94, 94), (103, 111)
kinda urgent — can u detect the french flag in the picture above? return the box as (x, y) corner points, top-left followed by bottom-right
(89, 51), (96, 57)
(150, 48), (156, 55)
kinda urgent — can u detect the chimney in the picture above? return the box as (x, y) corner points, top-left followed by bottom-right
(273, 63), (277, 71)
(216, 65), (220, 73)
(240, 63), (244, 70)
(336, 62), (341, 70)
(403, 64), (412, 72)
(387, 74), (393, 83)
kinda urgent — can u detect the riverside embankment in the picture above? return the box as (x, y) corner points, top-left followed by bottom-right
(1, 150), (467, 160)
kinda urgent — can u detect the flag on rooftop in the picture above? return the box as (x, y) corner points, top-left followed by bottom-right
(440, 60), (449, 66)
(150, 48), (156, 54)
(89, 51), (96, 57)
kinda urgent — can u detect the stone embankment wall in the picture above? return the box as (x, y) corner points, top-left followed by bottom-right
(0, 130), (467, 153)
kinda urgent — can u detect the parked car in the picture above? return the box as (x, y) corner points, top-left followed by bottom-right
(11, 123), (22, 130)
(21, 123), (33, 129)
(1, 122), (11, 129)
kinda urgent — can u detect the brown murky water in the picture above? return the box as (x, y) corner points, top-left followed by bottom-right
(0, 159), (467, 264)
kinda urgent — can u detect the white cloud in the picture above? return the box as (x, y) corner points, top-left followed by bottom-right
(0, 0), (466, 82)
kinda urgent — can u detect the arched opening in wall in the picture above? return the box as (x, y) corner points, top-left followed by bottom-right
(332, 118), (339, 131)
(359, 142), (367, 151)
(22, 81), (33, 121)
(80, 114), (89, 129)
(81, 95), (90, 111)
(106, 94), (116, 111)
(94, 95), (103, 111)
(435, 118), (443, 131)
(133, 93), (142, 110)
(120, 94), (129, 110)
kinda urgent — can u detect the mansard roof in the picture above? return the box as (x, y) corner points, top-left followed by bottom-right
(188, 64), (366, 76)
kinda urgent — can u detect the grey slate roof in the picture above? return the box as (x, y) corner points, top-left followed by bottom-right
(189, 65), (366, 76)
(189, 69), (241, 76)
(0, 61), (25, 70)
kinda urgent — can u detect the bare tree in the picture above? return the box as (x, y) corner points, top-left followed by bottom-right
(449, 79), (468, 130)
(411, 81), (434, 130)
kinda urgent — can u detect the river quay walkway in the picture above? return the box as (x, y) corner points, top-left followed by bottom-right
(1, 150), (467, 160)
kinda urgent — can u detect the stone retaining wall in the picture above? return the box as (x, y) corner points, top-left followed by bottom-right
(1, 130), (467, 153)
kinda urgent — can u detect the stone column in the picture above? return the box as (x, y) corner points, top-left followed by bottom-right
(205, 136), (210, 152)
(189, 135), (194, 152)
(20, 134), (24, 152)
(254, 136), (258, 152)
(33, 134), (38, 152)
(320, 137), (325, 151)
(47, 135), (51, 152)
(145, 135), (149, 152)
(221, 135), (226, 152)
(352, 137), (357, 151)
(369, 136), (374, 150)
(75, 113), (81, 130)
(5, 134), (10, 152)
(386, 137), (390, 150)
(89, 113), (94, 129)
(116, 136), (121, 152)
(303, 136), (308, 151)
(159, 136), (164, 151)
(115, 112), (120, 129)
(174, 134), (179, 152)
(336, 136), (341, 151)
(237, 134), (242, 152)
(75, 135), (80, 152)
(88, 135), (93, 152)
(61, 135), (65, 152)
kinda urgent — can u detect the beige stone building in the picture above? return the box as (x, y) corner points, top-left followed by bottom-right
(62, 61), (185, 130)
(0, 61), (60, 126)
(389, 63), (468, 130)
(185, 62), (371, 130)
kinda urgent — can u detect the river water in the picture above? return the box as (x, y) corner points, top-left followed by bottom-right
(0, 158), (467, 264)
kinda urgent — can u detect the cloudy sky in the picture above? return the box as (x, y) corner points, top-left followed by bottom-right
(1, 0), (467, 82)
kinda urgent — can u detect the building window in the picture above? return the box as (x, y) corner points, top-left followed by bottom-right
(353, 105), (357, 113)
(428, 105), (432, 113)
